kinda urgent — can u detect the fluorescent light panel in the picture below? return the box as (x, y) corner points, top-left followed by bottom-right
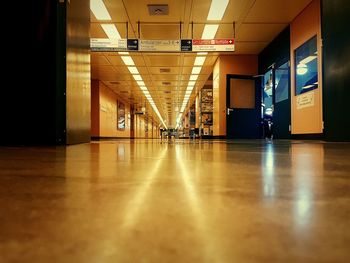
(191, 67), (202, 74)
(197, 52), (208, 55)
(137, 81), (145, 86)
(190, 75), (199, 81)
(201, 24), (219, 39)
(121, 56), (135, 66)
(90, 0), (112, 20)
(194, 56), (206, 66)
(207, 0), (229, 21)
(133, 75), (142, 81)
(101, 24), (121, 39)
(128, 67), (139, 74)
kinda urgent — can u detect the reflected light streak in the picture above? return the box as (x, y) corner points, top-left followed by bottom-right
(122, 147), (168, 228)
(262, 143), (275, 197)
(175, 146), (223, 261)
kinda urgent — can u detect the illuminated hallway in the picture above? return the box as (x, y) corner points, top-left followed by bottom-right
(1, 140), (349, 262)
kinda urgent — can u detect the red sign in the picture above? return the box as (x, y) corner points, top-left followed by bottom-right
(192, 39), (235, 52)
(192, 39), (234, 45)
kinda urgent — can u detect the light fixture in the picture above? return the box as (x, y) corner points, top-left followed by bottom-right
(188, 81), (196, 86)
(201, 24), (219, 39)
(101, 24), (121, 39)
(121, 56), (135, 66)
(197, 52), (208, 55)
(191, 67), (202, 74)
(118, 52), (129, 55)
(207, 0), (229, 21)
(194, 56), (206, 66)
(189, 75), (199, 81)
(137, 80), (145, 86)
(133, 75), (142, 81)
(299, 55), (317, 65)
(297, 63), (308, 75)
(90, 0), (112, 20)
(128, 66), (139, 74)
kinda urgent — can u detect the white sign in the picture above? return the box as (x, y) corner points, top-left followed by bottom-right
(139, 40), (180, 52)
(90, 38), (127, 51)
(297, 91), (315, 109)
(192, 39), (235, 52)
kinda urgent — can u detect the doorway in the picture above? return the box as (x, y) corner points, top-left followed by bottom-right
(226, 75), (261, 139)
(262, 62), (291, 139)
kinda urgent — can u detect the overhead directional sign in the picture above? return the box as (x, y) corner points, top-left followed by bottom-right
(139, 39), (180, 52)
(127, 39), (139, 51)
(91, 38), (235, 52)
(192, 39), (235, 52)
(90, 38), (127, 51)
(181, 39), (192, 51)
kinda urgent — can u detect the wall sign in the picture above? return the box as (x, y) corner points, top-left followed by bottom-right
(90, 38), (127, 51)
(297, 91), (315, 109)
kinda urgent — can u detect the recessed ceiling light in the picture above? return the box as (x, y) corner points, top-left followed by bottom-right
(191, 67), (202, 74)
(101, 24), (121, 39)
(121, 56), (135, 66)
(190, 75), (199, 81)
(118, 52), (129, 55)
(207, 0), (229, 21)
(128, 67), (139, 74)
(137, 81), (145, 86)
(90, 0), (112, 20)
(201, 24), (219, 39)
(197, 52), (208, 55)
(133, 75), (142, 81)
(194, 56), (206, 66)
(188, 81), (196, 86)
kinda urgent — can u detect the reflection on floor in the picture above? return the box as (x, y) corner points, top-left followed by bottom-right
(0, 139), (349, 262)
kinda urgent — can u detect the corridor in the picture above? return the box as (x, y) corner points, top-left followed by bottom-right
(0, 140), (349, 262)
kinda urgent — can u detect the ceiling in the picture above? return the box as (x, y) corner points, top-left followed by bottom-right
(90, 0), (313, 128)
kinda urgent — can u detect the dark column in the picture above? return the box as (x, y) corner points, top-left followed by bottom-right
(322, 0), (350, 141)
(0, 0), (90, 145)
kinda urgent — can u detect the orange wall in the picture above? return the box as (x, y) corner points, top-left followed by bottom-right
(290, 0), (323, 134)
(91, 80), (100, 137)
(91, 81), (131, 138)
(213, 55), (258, 136)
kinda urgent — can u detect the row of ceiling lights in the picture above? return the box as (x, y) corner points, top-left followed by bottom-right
(91, 0), (167, 128)
(175, 0), (229, 128)
(91, 0), (230, 129)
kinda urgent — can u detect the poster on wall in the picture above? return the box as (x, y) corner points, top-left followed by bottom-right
(117, 101), (125, 130)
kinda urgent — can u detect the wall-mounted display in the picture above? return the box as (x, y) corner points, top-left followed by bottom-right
(117, 101), (125, 130)
(295, 35), (318, 95)
(200, 87), (214, 136)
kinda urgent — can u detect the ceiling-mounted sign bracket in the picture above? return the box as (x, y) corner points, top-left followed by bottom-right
(138, 21), (141, 39)
(232, 22), (236, 39)
(126, 22), (129, 39)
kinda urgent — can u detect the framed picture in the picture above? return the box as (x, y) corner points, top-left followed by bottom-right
(202, 89), (213, 102)
(117, 101), (125, 130)
(295, 35), (318, 95)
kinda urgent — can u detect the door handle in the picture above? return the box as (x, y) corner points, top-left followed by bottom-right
(227, 108), (234, 115)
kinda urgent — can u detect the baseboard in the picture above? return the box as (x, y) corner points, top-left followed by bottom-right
(290, 133), (324, 140)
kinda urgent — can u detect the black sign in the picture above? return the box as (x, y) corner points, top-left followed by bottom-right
(181, 39), (192, 52)
(127, 39), (139, 51)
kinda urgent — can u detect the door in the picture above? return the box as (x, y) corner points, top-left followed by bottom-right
(226, 75), (261, 139)
(272, 61), (291, 138)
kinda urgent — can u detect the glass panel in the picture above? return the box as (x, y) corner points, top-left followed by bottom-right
(275, 62), (289, 103)
(263, 70), (273, 116)
(295, 35), (318, 95)
(230, 79), (255, 109)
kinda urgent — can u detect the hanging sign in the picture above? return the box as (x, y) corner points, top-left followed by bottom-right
(192, 39), (235, 52)
(181, 39), (192, 51)
(90, 38), (127, 51)
(139, 39), (180, 52)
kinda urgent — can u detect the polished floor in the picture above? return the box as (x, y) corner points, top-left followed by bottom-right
(0, 139), (349, 263)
